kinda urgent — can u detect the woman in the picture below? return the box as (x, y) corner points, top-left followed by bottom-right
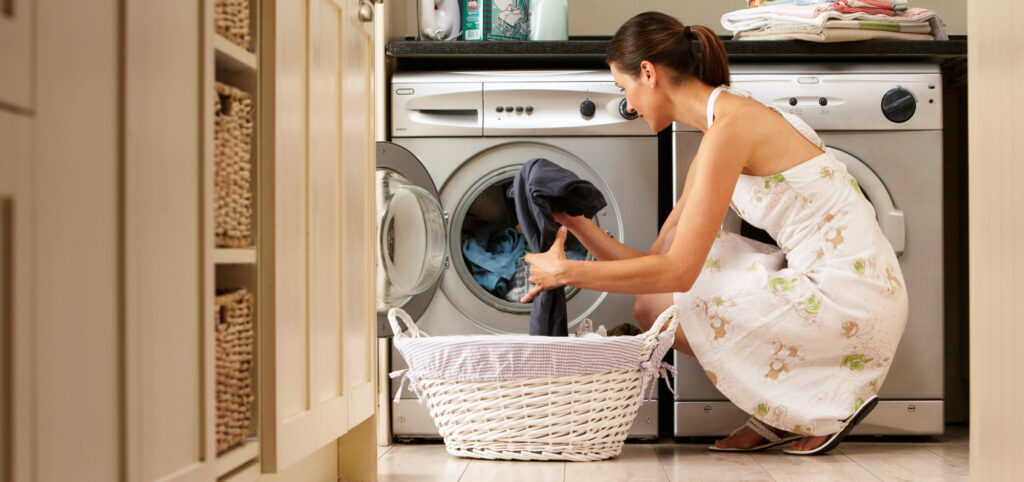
(521, 12), (908, 455)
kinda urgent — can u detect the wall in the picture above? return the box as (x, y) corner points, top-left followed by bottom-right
(398, 0), (966, 38)
(968, 0), (1024, 478)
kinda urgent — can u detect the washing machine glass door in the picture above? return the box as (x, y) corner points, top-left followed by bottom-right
(828, 147), (906, 255)
(376, 142), (448, 336)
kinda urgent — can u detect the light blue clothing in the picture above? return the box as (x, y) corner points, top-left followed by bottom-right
(462, 224), (525, 296)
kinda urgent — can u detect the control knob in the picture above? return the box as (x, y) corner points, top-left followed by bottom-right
(579, 99), (596, 117)
(618, 98), (638, 120)
(882, 87), (916, 123)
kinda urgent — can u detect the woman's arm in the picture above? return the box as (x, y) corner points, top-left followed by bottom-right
(521, 123), (747, 301)
(554, 212), (646, 261)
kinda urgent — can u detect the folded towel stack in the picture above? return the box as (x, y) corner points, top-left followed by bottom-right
(723, 0), (947, 42)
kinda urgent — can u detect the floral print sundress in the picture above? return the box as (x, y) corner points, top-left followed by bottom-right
(674, 86), (909, 436)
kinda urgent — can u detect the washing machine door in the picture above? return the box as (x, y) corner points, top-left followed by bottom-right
(376, 142), (448, 336)
(829, 147), (906, 255)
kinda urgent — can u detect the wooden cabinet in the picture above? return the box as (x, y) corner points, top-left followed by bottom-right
(260, 0), (377, 472)
(0, 0), (32, 111)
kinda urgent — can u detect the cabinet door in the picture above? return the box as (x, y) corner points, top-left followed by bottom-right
(0, 0), (32, 111)
(262, 0), (376, 472)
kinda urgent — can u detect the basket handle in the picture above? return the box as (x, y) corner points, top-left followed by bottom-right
(639, 304), (680, 357)
(387, 308), (427, 339)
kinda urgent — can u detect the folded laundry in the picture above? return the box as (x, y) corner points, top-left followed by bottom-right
(735, 25), (933, 41)
(748, 0), (835, 7)
(722, 4), (947, 39)
(509, 158), (606, 336)
(462, 223), (525, 297)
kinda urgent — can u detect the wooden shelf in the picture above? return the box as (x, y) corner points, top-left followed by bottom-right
(215, 34), (257, 73)
(215, 438), (259, 478)
(214, 247), (257, 265)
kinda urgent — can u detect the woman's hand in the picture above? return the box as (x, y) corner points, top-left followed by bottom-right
(520, 226), (570, 303)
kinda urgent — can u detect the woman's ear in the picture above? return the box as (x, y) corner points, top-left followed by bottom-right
(639, 60), (658, 88)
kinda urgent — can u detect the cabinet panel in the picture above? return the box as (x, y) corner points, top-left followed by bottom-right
(124, 0), (212, 480)
(340, 0), (375, 426)
(263, 0), (376, 472)
(0, 0), (32, 111)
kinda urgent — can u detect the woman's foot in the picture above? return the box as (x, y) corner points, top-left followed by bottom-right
(790, 435), (830, 452)
(713, 419), (796, 450)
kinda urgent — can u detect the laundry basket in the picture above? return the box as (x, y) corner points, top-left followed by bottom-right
(387, 306), (679, 461)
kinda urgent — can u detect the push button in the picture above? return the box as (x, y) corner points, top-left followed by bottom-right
(819, 97), (828, 106)
(789, 98), (798, 106)
(496, 106), (504, 112)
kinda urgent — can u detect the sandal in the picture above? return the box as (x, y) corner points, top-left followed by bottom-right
(708, 416), (801, 452)
(783, 395), (880, 456)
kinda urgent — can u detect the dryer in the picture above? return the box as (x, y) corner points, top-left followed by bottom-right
(671, 63), (945, 437)
(377, 70), (661, 439)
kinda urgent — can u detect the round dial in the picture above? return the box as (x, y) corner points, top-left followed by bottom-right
(579, 99), (596, 117)
(882, 88), (917, 123)
(618, 98), (638, 120)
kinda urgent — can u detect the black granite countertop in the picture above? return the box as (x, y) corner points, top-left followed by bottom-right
(387, 36), (966, 71)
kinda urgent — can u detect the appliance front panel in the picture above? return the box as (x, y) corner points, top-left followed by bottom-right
(672, 130), (944, 403)
(483, 82), (651, 136)
(392, 136), (658, 335)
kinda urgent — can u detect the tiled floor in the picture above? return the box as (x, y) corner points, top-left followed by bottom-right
(377, 426), (968, 481)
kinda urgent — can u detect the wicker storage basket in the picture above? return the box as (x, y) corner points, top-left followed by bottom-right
(215, 288), (255, 453)
(214, 0), (252, 51)
(388, 306), (679, 461)
(214, 82), (254, 248)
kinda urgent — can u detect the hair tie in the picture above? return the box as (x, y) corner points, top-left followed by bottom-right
(683, 26), (693, 40)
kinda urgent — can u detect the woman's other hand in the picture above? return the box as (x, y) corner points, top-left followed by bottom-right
(521, 226), (570, 303)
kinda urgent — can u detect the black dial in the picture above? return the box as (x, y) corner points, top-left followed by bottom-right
(618, 98), (638, 120)
(579, 100), (596, 117)
(882, 88), (916, 123)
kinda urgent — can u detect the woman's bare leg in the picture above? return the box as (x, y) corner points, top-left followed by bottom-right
(633, 293), (693, 356)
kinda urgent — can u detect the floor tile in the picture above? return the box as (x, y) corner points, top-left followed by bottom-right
(459, 458), (565, 482)
(377, 444), (470, 482)
(655, 444), (774, 481)
(751, 449), (880, 481)
(564, 444), (668, 482)
(838, 442), (969, 481)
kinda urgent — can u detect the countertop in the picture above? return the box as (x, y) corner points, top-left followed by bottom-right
(386, 36), (966, 72)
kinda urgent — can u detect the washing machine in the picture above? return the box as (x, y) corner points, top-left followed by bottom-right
(672, 63), (944, 436)
(377, 70), (661, 439)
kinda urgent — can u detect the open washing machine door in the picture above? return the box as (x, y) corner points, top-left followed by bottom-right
(376, 142), (448, 337)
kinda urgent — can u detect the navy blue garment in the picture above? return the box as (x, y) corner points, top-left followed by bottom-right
(462, 224), (525, 297)
(508, 158), (607, 336)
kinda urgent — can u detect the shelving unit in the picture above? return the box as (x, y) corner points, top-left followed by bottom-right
(205, 0), (261, 479)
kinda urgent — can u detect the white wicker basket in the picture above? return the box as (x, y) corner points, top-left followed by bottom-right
(388, 306), (679, 461)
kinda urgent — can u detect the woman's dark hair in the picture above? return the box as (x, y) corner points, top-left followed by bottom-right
(607, 12), (730, 87)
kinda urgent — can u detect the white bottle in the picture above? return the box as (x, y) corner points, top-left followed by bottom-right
(527, 0), (568, 41)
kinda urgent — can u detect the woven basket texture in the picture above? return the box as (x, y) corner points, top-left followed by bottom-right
(389, 307), (678, 461)
(214, 0), (252, 51)
(420, 370), (644, 461)
(215, 288), (255, 453)
(214, 82), (254, 248)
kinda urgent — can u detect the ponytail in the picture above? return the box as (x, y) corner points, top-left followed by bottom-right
(607, 12), (730, 87)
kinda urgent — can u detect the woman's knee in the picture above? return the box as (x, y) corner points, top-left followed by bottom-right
(632, 294), (666, 330)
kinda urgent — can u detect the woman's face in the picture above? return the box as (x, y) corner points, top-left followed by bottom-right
(610, 62), (672, 133)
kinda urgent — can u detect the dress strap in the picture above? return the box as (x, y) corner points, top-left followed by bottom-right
(706, 86), (726, 129)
